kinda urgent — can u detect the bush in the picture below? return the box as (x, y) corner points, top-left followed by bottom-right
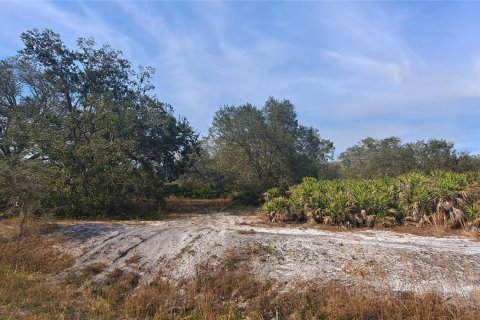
(264, 187), (281, 199)
(466, 204), (480, 224)
(261, 171), (480, 229)
(261, 197), (288, 213)
(232, 189), (263, 205)
(164, 184), (227, 199)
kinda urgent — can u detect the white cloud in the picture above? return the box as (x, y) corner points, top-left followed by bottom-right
(322, 50), (408, 85)
(0, 0), (138, 58)
(1, 1), (479, 153)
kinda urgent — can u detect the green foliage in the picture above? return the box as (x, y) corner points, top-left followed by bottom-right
(0, 157), (57, 235)
(466, 204), (480, 222)
(2, 29), (478, 217)
(338, 137), (412, 179)
(397, 172), (432, 216)
(262, 171), (480, 228)
(265, 187), (281, 198)
(338, 137), (478, 179)
(232, 189), (264, 205)
(0, 158), (56, 213)
(175, 138), (234, 197)
(205, 98), (334, 202)
(429, 170), (467, 199)
(0, 29), (198, 217)
(261, 197), (288, 213)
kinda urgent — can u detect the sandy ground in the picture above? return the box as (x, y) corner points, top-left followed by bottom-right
(56, 213), (480, 297)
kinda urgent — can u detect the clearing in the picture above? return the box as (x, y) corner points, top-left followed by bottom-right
(56, 211), (480, 298)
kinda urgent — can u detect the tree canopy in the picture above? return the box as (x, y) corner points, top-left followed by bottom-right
(0, 29), (198, 217)
(201, 98), (334, 201)
(338, 137), (478, 179)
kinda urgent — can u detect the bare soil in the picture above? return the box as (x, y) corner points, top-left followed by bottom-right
(55, 212), (480, 298)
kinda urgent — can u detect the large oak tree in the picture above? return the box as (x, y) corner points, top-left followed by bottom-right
(0, 29), (198, 216)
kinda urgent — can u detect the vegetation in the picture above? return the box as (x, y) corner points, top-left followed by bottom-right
(0, 223), (478, 319)
(181, 98), (334, 204)
(0, 29), (198, 218)
(338, 137), (480, 179)
(0, 29), (479, 214)
(181, 128), (479, 205)
(262, 171), (480, 229)
(164, 183), (227, 199)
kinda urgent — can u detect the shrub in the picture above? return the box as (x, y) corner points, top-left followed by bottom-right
(265, 187), (281, 198)
(466, 204), (480, 223)
(261, 171), (480, 229)
(261, 197), (288, 213)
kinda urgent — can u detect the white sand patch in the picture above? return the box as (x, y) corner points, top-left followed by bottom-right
(56, 213), (480, 296)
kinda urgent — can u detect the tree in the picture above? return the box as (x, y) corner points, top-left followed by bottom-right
(406, 139), (458, 172)
(457, 152), (480, 172)
(0, 57), (27, 157)
(176, 138), (233, 193)
(210, 104), (275, 194)
(0, 157), (55, 235)
(207, 98), (334, 201)
(295, 125), (335, 179)
(338, 137), (475, 179)
(338, 137), (412, 179)
(0, 29), (198, 216)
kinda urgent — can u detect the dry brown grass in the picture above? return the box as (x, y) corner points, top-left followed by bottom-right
(0, 218), (73, 275)
(123, 250), (480, 320)
(0, 217), (78, 319)
(0, 217), (479, 319)
(165, 196), (258, 216)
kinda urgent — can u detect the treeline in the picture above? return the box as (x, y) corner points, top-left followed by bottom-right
(179, 121), (480, 204)
(1, 29), (479, 219)
(337, 137), (480, 179)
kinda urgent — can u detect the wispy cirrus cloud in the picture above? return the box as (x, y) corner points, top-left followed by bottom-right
(322, 50), (409, 86)
(1, 0), (479, 154)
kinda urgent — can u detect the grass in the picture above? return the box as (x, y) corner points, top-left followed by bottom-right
(1, 217), (479, 319)
(165, 196), (258, 216)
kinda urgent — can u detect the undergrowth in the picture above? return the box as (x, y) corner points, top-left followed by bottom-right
(262, 170), (480, 229)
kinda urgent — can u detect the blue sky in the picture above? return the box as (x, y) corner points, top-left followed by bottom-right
(1, 1), (480, 155)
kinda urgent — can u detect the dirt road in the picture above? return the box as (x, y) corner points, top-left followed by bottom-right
(57, 213), (480, 296)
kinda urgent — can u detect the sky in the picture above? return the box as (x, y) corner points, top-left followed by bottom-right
(1, 1), (480, 155)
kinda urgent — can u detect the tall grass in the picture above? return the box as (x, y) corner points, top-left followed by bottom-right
(262, 171), (480, 229)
